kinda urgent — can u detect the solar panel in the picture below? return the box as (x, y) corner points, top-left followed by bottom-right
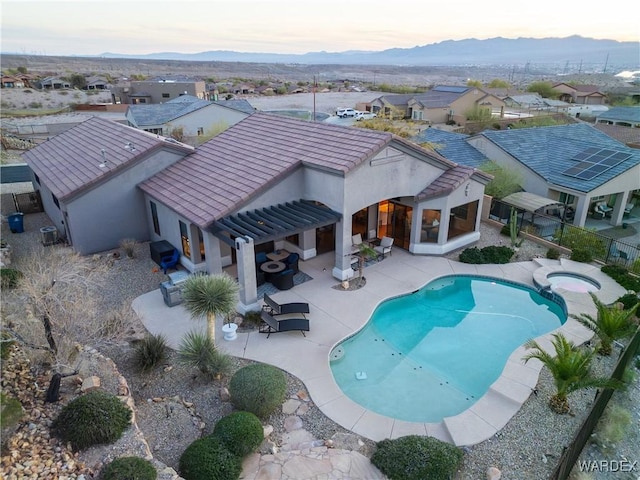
(562, 148), (632, 180)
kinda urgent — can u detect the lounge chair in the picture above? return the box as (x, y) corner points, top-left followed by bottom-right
(374, 236), (394, 259)
(263, 293), (309, 316)
(271, 269), (294, 290)
(624, 202), (634, 215)
(259, 310), (309, 338)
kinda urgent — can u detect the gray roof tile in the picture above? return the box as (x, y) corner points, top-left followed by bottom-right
(22, 116), (192, 200)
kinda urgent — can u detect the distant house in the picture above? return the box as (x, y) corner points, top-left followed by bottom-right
(553, 83), (607, 105)
(418, 124), (640, 228)
(126, 95), (254, 141)
(83, 76), (109, 90)
(1, 76), (25, 88)
(111, 78), (206, 105)
(595, 106), (640, 127)
(36, 76), (71, 90)
(594, 123), (640, 149)
(503, 94), (547, 109)
(371, 86), (505, 124)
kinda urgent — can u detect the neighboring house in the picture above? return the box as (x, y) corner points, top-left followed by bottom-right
(1, 76), (25, 88)
(36, 77), (71, 90)
(111, 78), (206, 104)
(594, 124), (640, 149)
(83, 76), (110, 90)
(22, 117), (194, 255)
(595, 106), (640, 127)
(553, 83), (607, 105)
(370, 86), (504, 124)
(125, 95), (253, 140)
(503, 94), (547, 109)
(464, 124), (640, 227)
(22, 113), (491, 311)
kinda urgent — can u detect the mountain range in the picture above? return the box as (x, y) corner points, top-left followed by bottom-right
(100, 36), (639, 68)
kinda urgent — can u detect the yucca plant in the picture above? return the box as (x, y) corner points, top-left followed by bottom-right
(523, 333), (621, 414)
(134, 333), (168, 372)
(178, 330), (232, 378)
(182, 273), (239, 343)
(571, 292), (639, 356)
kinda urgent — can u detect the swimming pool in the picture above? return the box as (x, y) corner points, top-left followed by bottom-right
(330, 275), (566, 422)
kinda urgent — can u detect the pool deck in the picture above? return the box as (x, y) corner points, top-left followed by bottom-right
(133, 251), (627, 447)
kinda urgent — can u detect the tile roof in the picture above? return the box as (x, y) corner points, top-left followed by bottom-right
(127, 98), (212, 127)
(413, 128), (488, 168)
(594, 123), (640, 147)
(478, 123), (640, 193)
(410, 90), (469, 109)
(212, 99), (256, 115)
(596, 106), (640, 124)
(140, 112), (455, 227)
(22, 116), (193, 201)
(416, 165), (476, 200)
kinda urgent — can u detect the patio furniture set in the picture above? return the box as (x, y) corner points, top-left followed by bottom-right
(350, 233), (394, 268)
(256, 250), (300, 290)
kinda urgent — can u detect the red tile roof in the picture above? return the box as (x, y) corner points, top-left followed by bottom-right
(416, 165), (477, 200)
(22, 116), (193, 201)
(140, 113), (401, 226)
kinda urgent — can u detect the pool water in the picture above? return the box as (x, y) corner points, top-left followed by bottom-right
(330, 275), (566, 422)
(547, 273), (600, 293)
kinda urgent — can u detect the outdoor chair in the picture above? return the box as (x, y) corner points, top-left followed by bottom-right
(263, 293), (309, 317)
(374, 236), (394, 259)
(351, 233), (363, 254)
(271, 269), (295, 290)
(160, 249), (180, 274)
(284, 252), (300, 273)
(624, 202), (634, 215)
(259, 310), (309, 338)
(255, 251), (268, 267)
(594, 202), (613, 218)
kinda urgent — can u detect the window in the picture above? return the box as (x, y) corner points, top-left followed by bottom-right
(162, 93), (170, 98)
(197, 127), (204, 135)
(179, 221), (191, 257)
(559, 192), (575, 205)
(420, 209), (441, 243)
(34, 173), (40, 185)
(150, 201), (160, 235)
(51, 193), (60, 208)
(198, 228), (206, 261)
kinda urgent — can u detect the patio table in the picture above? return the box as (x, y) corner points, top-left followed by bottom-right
(267, 250), (289, 261)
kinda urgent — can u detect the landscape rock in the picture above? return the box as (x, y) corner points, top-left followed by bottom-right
(487, 466), (502, 479)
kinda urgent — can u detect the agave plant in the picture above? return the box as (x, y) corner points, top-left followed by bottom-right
(571, 292), (639, 356)
(522, 333), (620, 414)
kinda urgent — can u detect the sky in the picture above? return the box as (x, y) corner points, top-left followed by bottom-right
(2, 0), (639, 57)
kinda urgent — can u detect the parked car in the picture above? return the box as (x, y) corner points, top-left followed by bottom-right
(355, 111), (377, 121)
(336, 108), (356, 118)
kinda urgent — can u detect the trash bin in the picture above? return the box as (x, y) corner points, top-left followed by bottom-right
(7, 213), (24, 233)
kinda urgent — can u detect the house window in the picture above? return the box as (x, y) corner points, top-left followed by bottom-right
(51, 193), (60, 208)
(448, 201), (479, 241)
(412, 111), (423, 120)
(559, 192), (575, 205)
(179, 220), (191, 257)
(420, 209), (441, 243)
(162, 93), (170, 98)
(198, 228), (206, 261)
(150, 201), (160, 235)
(34, 173), (40, 185)
(197, 127), (204, 135)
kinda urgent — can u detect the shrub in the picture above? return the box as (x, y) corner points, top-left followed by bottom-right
(229, 364), (286, 418)
(616, 293), (640, 311)
(178, 331), (232, 378)
(459, 246), (514, 264)
(28, 102), (42, 109)
(571, 249), (593, 263)
(0, 268), (22, 289)
(242, 310), (262, 328)
(553, 225), (606, 260)
(601, 265), (640, 292)
(212, 411), (263, 456)
(179, 435), (241, 480)
(120, 238), (137, 258)
(500, 224), (511, 236)
(134, 334), (168, 372)
(51, 390), (131, 451)
(1, 331), (15, 360)
(371, 435), (463, 480)
(101, 456), (157, 480)
(546, 248), (561, 260)
(593, 405), (632, 454)
(1, 392), (23, 428)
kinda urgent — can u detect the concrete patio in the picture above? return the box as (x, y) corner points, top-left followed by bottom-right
(132, 248), (627, 447)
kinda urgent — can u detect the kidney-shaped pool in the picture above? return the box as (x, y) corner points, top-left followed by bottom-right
(330, 275), (567, 422)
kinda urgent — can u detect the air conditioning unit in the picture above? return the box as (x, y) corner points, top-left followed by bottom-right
(40, 226), (58, 246)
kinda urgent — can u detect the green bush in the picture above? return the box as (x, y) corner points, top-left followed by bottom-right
(1, 392), (23, 428)
(229, 364), (286, 418)
(571, 249), (593, 263)
(134, 334), (168, 372)
(178, 331), (232, 378)
(101, 456), (157, 480)
(0, 268), (22, 289)
(616, 293), (640, 310)
(500, 223), (511, 236)
(179, 435), (241, 480)
(371, 435), (463, 480)
(212, 411), (263, 456)
(459, 246), (514, 264)
(601, 265), (640, 292)
(242, 310), (262, 328)
(546, 248), (561, 260)
(553, 225), (606, 260)
(51, 390), (132, 451)
(1, 331), (15, 360)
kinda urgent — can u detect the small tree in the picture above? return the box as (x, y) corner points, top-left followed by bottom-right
(527, 81), (557, 99)
(182, 273), (239, 343)
(353, 243), (378, 287)
(479, 161), (522, 199)
(523, 333), (620, 413)
(571, 293), (639, 356)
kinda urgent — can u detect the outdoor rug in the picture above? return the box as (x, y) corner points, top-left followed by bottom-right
(257, 271), (313, 298)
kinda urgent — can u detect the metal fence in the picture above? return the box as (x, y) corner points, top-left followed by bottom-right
(489, 199), (640, 272)
(549, 327), (640, 479)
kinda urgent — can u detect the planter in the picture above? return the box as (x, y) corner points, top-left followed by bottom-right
(222, 323), (238, 341)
